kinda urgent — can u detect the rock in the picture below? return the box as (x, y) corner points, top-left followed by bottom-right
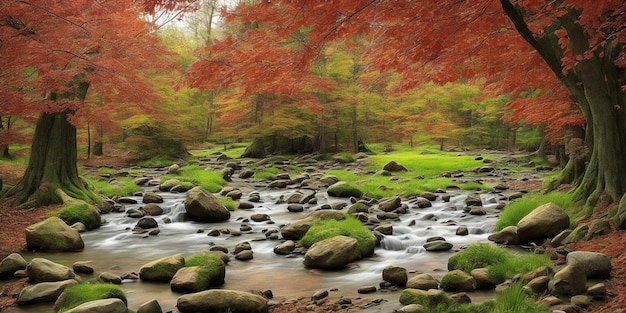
(420, 192), (438, 201)
(139, 254), (185, 282)
(383, 161), (408, 172)
(159, 179), (182, 192)
(26, 258), (75, 283)
(585, 218), (612, 240)
(226, 189), (243, 200)
(0, 253), (27, 279)
(17, 279), (78, 304)
(287, 190), (316, 204)
(137, 299), (162, 313)
(280, 210), (345, 240)
(184, 186), (231, 222)
(378, 196), (402, 212)
(382, 265), (407, 287)
(470, 268), (496, 289)
(303, 236), (359, 269)
(251, 213), (270, 222)
(551, 229), (573, 247)
(99, 272), (122, 284)
(234, 241), (252, 254)
(135, 217), (158, 229)
(440, 270), (476, 292)
(566, 251), (611, 278)
(456, 226), (469, 236)
(399, 289), (451, 306)
(71, 261), (94, 274)
(177, 289), (268, 313)
(311, 289), (329, 300)
(587, 283), (607, 299)
(143, 203), (164, 216)
(406, 273), (438, 290)
(414, 197), (432, 209)
(287, 204), (304, 212)
(171, 266), (219, 292)
(239, 201), (255, 209)
(450, 292), (471, 305)
(25, 217), (84, 251)
(168, 164), (181, 174)
(357, 286), (377, 294)
(524, 276), (550, 294)
(236, 250), (254, 261)
(327, 181), (363, 198)
(142, 191), (164, 204)
(423, 240), (453, 252)
(464, 193), (482, 206)
(396, 304), (426, 313)
(70, 222), (87, 233)
(487, 226), (520, 245)
(64, 298), (127, 313)
(239, 170), (255, 179)
(516, 203), (569, 242)
(562, 224), (589, 245)
(570, 295), (591, 309)
(274, 241), (296, 255)
(548, 265), (587, 296)
(374, 224), (393, 235)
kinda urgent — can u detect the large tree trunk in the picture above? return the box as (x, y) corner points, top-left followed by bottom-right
(5, 110), (99, 207)
(501, 1), (626, 205)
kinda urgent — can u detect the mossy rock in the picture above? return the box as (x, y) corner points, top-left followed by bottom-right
(54, 282), (127, 313)
(440, 269), (477, 292)
(57, 204), (101, 230)
(347, 202), (370, 215)
(327, 182), (363, 198)
(139, 254), (185, 282)
(399, 288), (452, 308)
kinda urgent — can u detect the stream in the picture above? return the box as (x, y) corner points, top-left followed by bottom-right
(6, 167), (511, 312)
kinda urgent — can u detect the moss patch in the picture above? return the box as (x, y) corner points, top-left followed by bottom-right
(300, 217), (375, 258)
(55, 204), (101, 230)
(55, 282), (127, 313)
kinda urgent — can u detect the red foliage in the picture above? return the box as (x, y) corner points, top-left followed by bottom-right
(0, 0), (185, 132)
(185, 0), (626, 143)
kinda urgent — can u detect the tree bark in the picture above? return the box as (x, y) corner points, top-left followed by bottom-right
(5, 110), (99, 206)
(501, 1), (626, 205)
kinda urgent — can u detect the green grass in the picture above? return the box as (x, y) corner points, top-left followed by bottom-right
(491, 282), (550, 313)
(160, 164), (225, 193)
(86, 177), (141, 198)
(252, 166), (281, 180)
(332, 152), (356, 163)
(189, 142), (250, 159)
(448, 243), (551, 283)
(185, 252), (226, 288)
(56, 282), (127, 313)
(219, 197), (237, 211)
(326, 171), (491, 199)
(300, 216), (376, 257)
(136, 154), (179, 167)
(97, 167), (117, 175)
(495, 191), (581, 231)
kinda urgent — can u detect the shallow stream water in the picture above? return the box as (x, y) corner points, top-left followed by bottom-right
(5, 176), (506, 312)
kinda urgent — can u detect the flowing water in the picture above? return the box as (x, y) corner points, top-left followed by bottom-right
(5, 178), (506, 312)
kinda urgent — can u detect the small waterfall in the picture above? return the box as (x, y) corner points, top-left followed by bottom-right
(161, 202), (188, 223)
(380, 235), (427, 254)
(380, 237), (406, 250)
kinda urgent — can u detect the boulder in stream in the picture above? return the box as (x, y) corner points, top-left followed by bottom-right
(0, 253), (28, 279)
(25, 217), (84, 252)
(184, 186), (230, 222)
(63, 298), (128, 313)
(26, 258), (76, 283)
(516, 202), (569, 242)
(139, 254), (185, 282)
(303, 235), (359, 269)
(177, 289), (268, 313)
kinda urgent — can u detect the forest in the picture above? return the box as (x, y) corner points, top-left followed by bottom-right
(1, 0), (626, 312)
(4, 0), (624, 208)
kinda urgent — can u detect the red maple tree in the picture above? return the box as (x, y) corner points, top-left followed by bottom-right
(0, 0), (195, 206)
(185, 0), (626, 205)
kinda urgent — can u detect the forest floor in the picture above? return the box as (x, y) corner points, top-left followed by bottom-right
(1, 156), (625, 312)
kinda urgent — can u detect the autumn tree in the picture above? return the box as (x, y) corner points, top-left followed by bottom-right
(186, 1), (625, 205)
(0, 0), (196, 207)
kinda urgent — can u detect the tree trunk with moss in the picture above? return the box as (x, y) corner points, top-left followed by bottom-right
(4, 83), (99, 207)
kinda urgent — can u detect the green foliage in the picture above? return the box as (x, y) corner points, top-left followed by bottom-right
(55, 204), (101, 230)
(219, 197), (237, 211)
(252, 166), (281, 180)
(448, 244), (509, 273)
(56, 282), (127, 313)
(399, 289), (452, 308)
(487, 254), (551, 283)
(97, 167), (117, 175)
(495, 192), (580, 231)
(491, 282), (550, 313)
(120, 114), (188, 160)
(185, 252), (226, 288)
(136, 155), (178, 168)
(332, 152), (355, 163)
(160, 164), (225, 193)
(300, 217), (375, 257)
(190, 142), (251, 159)
(86, 177), (141, 198)
(448, 244), (551, 283)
